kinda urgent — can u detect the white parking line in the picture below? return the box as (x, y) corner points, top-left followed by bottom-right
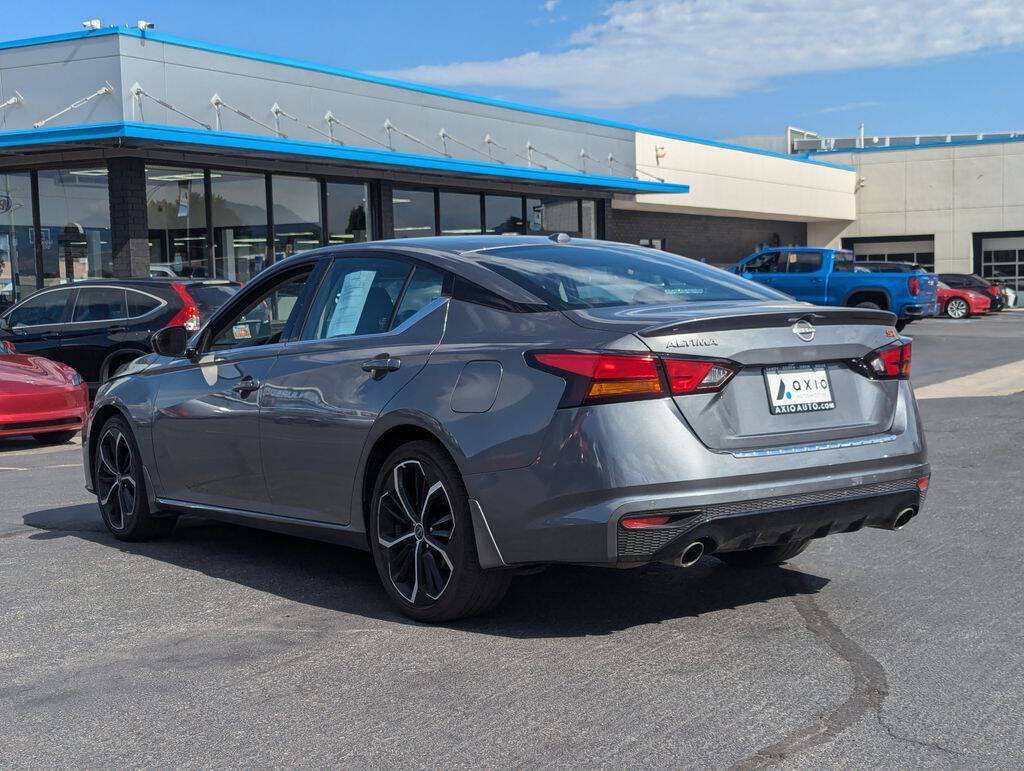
(916, 359), (1024, 399)
(0, 466), (28, 472)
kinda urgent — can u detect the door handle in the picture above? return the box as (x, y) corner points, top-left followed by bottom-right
(231, 377), (262, 396)
(361, 355), (401, 377)
(106, 325), (129, 333)
(41, 331), (59, 340)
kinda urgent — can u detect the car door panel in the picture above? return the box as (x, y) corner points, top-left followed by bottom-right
(1, 288), (74, 361)
(151, 349), (281, 509)
(259, 300), (447, 524)
(60, 287), (128, 386)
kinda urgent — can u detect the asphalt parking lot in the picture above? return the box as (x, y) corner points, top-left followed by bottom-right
(2, 313), (1023, 768)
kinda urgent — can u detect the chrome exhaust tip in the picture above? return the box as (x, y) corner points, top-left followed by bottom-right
(891, 507), (917, 530)
(678, 541), (705, 568)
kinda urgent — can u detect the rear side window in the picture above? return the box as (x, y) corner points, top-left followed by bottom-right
(783, 252), (823, 273)
(8, 290), (69, 326)
(127, 290), (161, 317)
(301, 258), (412, 340)
(73, 288), (126, 322)
(472, 244), (784, 310)
(393, 267), (445, 326)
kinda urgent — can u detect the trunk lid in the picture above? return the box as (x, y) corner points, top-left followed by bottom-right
(563, 302), (903, 451)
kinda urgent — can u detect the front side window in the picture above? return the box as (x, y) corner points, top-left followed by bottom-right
(301, 258), (413, 340)
(8, 290), (70, 326)
(209, 268), (313, 351)
(473, 244), (785, 310)
(73, 288), (126, 322)
(743, 252), (783, 273)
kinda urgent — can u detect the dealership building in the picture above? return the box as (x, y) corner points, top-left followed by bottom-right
(0, 25), (864, 308)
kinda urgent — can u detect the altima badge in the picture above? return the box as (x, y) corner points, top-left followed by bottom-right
(792, 320), (816, 342)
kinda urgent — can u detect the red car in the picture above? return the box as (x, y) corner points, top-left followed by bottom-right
(0, 340), (89, 444)
(937, 282), (991, 319)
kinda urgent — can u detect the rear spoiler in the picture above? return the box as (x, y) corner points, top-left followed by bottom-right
(639, 308), (897, 337)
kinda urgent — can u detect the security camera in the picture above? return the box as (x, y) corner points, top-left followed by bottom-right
(136, 20), (155, 30)
(82, 19), (102, 30)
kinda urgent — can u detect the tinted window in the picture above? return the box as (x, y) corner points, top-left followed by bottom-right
(301, 258), (412, 340)
(210, 268), (313, 350)
(474, 244), (785, 310)
(784, 251), (822, 273)
(188, 284), (240, 318)
(393, 267), (445, 326)
(834, 254), (856, 272)
(127, 290), (161, 317)
(8, 290), (69, 326)
(72, 288), (126, 322)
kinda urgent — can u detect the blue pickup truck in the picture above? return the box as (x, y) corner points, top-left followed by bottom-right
(730, 247), (939, 330)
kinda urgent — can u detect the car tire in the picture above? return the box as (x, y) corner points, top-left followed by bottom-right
(33, 430), (78, 445)
(714, 539), (810, 568)
(369, 440), (511, 622)
(894, 319), (909, 332)
(855, 300), (881, 310)
(945, 298), (969, 319)
(93, 415), (177, 541)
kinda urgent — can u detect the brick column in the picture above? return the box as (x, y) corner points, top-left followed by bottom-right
(376, 180), (394, 239)
(107, 157), (150, 278)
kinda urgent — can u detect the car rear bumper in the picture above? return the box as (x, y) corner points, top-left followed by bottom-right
(899, 301), (940, 319)
(464, 383), (928, 567)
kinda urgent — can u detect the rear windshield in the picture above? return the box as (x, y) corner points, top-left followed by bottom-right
(472, 244), (786, 310)
(188, 285), (239, 318)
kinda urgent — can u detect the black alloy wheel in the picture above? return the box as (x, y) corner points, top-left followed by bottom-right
(93, 416), (176, 541)
(369, 440), (511, 622)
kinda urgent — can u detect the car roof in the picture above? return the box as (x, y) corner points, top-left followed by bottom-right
(64, 278), (240, 288)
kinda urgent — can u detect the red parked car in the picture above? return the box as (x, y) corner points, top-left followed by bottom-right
(0, 340), (89, 444)
(937, 282), (991, 319)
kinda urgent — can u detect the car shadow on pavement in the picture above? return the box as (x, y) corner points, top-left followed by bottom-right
(23, 504), (829, 639)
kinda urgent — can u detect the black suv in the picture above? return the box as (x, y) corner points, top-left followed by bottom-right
(0, 279), (239, 393)
(938, 273), (1005, 311)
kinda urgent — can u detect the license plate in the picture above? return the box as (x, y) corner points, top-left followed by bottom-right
(764, 366), (835, 415)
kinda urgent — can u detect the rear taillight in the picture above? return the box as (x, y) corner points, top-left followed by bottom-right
(527, 351), (737, 407)
(621, 515), (672, 529)
(908, 276), (919, 296)
(167, 282), (201, 332)
(986, 286), (999, 297)
(866, 341), (911, 379)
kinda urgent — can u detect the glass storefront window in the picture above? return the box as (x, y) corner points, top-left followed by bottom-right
(37, 168), (112, 285)
(210, 170), (268, 282)
(146, 166), (208, 279)
(273, 175), (323, 259)
(0, 172), (36, 310)
(439, 191), (482, 236)
(485, 195), (525, 235)
(392, 189), (435, 238)
(526, 197), (580, 236)
(326, 181), (371, 244)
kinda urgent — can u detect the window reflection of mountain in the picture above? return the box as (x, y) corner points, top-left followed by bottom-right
(261, 382), (377, 423)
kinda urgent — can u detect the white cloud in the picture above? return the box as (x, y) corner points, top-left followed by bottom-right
(820, 101), (881, 114)
(380, 0), (1024, 108)
(543, 0), (560, 11)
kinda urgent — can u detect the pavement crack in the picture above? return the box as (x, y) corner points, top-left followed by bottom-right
(730, 575), (888, 770)
(876, 713), (962, 758)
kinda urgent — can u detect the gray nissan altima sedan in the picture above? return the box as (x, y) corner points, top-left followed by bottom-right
(83, 235), (929, 621)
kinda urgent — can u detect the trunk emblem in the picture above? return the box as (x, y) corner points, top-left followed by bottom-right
(792, 320), (816, 342)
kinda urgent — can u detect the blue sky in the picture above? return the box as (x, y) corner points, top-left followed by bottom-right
(8, 0), (1024, 141)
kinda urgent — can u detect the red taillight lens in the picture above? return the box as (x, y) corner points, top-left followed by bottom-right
(917, 476), (930, 491)
(527, 351), (737, 406)
(867, 341), (911, 379)
(663, 359), (736, 394)
(167, 282), (201, 332)
(908, 276), (919, 296)
(529, 352), (663, 405)
(621, 515), (672, 529)
(986, 286), (999, 297)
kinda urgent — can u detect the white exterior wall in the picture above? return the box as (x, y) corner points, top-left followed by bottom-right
(624, 132), (857, 223)
(807, 142), (1024, 273)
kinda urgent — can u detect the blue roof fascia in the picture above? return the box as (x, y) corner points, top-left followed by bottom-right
(808, 134), (1024, 157)
(0, 121), (690, 194)
(0, 27), (852, 172)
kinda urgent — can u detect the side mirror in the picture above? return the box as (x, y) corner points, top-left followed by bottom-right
(151, 326), (189, 358)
